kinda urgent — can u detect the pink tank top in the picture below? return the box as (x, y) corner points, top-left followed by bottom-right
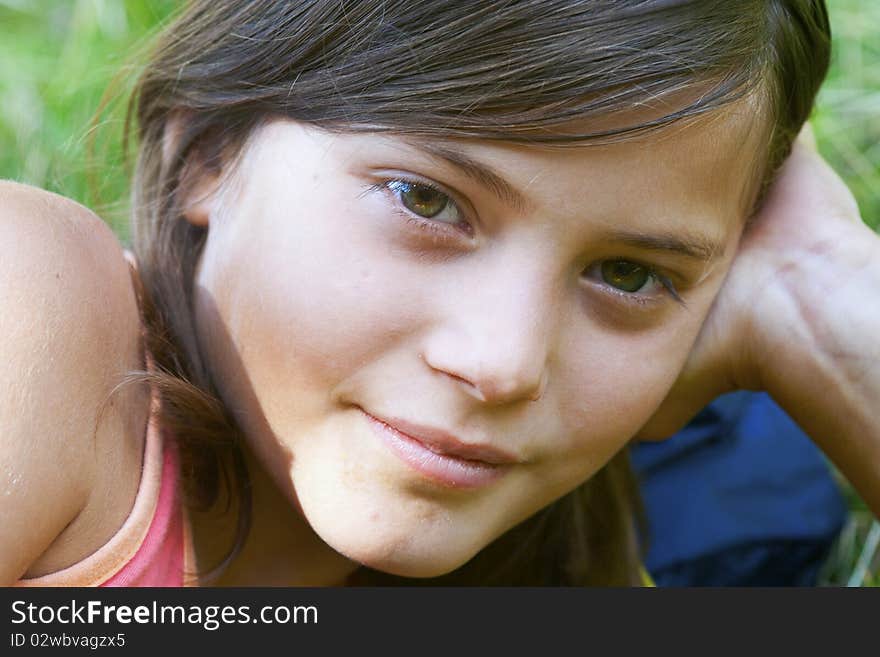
(15, 380), (188, 587)
(15, 249), (192, 587)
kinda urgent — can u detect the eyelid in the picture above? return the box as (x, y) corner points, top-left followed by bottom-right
(367, 174), (478, 242)
(369, 170), (477, 222)
(582, 260), (686, 308)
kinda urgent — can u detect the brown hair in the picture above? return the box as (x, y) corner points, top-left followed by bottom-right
(121, 0), (830, 585)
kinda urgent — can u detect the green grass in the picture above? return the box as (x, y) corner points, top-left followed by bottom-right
(0, 0), (877, 585)
(813, 0), (880, 232)
(811, 0), (880, 587)
(0, 0), (178, 241)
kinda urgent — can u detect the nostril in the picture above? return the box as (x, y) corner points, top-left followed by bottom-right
(529, 372), (548, 402)
(420, 352), (488, 401)
(419, 350), (547, 405)
(474, 378), (534, 406)
(453, 373), (489, 402)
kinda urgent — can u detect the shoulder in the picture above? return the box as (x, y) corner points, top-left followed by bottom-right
(1, 179), (120, 252)
(0, 181), (148, 583)
(0, 181), (139, 366)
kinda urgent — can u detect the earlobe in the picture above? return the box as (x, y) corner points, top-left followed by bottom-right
(162, 111), (222, 228)
(180, 172), (220, 227)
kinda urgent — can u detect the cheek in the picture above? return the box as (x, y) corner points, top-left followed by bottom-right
(554, 307), (710, 461)
(208, 201), (425, 408)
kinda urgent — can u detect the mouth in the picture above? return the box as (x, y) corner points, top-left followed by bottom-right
(360, 410), (516, 489)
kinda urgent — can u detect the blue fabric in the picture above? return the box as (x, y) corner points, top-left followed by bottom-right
(630, 391), (847, 586)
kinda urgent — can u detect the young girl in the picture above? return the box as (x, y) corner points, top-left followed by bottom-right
(3, 0), (878, 587)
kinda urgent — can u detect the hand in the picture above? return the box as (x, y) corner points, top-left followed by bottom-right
(637, 128), (872, 440)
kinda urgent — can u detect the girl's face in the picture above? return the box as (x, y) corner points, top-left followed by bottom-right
(190, 113), (759, 576)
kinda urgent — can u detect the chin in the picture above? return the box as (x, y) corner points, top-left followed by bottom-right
(302, 498), (488, 580)
(341, 541), (477, 579)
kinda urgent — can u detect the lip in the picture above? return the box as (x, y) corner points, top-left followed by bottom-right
(361, 410), (516, 488)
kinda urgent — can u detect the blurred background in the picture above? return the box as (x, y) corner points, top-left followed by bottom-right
(0, 0), (877, 585)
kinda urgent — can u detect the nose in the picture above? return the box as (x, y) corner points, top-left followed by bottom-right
(421, 283), (554, 406)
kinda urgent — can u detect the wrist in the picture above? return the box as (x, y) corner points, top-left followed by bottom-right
(757, 220), (880, 401)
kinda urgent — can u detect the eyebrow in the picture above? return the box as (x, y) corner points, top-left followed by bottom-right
(603, 229), (725, 263)
(407, 140), (529, 212)
(403, 139), (725, 263)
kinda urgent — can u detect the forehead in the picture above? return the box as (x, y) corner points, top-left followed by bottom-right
(391, 99), (766, 232)
(564, 103), (763, 213)
(238, 96), (765, 261)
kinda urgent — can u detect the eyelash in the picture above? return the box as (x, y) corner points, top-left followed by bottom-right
(584, 264), (685, 309)
(367, 177), (473, 239)
(366, 176), (685, 308)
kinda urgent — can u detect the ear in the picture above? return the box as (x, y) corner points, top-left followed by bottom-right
(179, 164), (221, 228)
(162, 111), (223, 228)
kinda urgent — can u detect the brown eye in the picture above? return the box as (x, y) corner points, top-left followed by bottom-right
(600, 260), (652, 293)
(387, 180), (458, 222)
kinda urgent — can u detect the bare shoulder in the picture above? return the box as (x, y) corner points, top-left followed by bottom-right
(0, 181), (148, 583)
(0, 181), (125, 267)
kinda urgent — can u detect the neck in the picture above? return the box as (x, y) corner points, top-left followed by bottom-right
(188, 447), (359, 587)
